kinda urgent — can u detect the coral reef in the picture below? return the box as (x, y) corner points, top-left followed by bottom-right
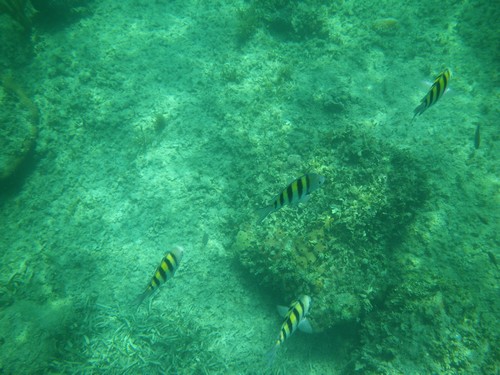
(235, 0), (333, 44)
(233, 125), (430, 332)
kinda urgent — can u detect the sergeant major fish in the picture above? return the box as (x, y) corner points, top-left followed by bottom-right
(134, 246), (184, 307)
(257, 173), (325, 224)
(266, 295), (313, 366)
(413, 68), (451, 121)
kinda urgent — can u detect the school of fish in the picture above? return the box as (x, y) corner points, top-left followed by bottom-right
(133, 66), (466, 369)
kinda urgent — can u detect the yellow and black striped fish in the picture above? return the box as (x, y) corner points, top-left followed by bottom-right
(134, 247), (184, 307)
(257, 173), (325, 224)
(267, 295), (313, 365)
(413, 68), (451, 120)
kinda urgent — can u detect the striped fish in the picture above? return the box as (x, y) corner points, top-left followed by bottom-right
(257, 173), (325, 224)
(413, 68), (451, 120)
(267, 295), (313, 365)
(134, 247), (184, 307)
(474, 124), (480, 149)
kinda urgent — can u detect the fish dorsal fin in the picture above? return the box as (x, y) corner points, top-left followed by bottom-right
(298, 318), (313, 334)
(277, 305), (289, 318)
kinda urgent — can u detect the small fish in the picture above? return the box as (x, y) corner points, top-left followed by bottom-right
(257, 173), (325, 224)
(474, 124), (480, 149)
(266, 295), (313, 366)
(487, 251), (498, 269)
(134, 247), (184, 307)
(413, 68), (451, 120)
(201, 232), (209, 248)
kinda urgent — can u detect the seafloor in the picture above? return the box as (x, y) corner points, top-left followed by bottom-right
(0, 1), (498, 374)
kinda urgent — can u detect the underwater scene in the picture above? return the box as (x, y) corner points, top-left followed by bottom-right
(0, 0), (498, 374)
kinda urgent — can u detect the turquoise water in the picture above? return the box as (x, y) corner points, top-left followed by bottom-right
(0, 1), (498, 374)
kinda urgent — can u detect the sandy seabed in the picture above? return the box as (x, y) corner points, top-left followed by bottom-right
(0, 1), (498, 374)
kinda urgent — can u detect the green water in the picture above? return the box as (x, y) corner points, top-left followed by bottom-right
(0, 1), (498, 374)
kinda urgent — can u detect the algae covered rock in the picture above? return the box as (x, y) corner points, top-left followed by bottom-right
(0, 80), (38, 185)
(234, 126), (429, 332)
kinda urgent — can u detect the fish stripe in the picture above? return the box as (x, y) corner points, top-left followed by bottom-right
(435, 70), (449, 101)
(286, 319), (293, 336)
(161, 261), (169, 273)
(286, 184), (294, 204)
(296, 300), (305, 318)
(152, 274), (161, 288)
(437, 79), (444, 100)
(290, 310), (298, 328)
(164, 256), (175, 273)
(279, 330), (286, 344)
(436, 79), (443, 99)
(428, 86), (435, 106)
(281, 326), (287, 340)
(297, 177), (303, 200)
(158, 264), (167, 281)
(443, 73), (449, 90)
(292, 305), (302, 325)
(443, 78), (448, 93)
(170, 252), (180, 266)
(279, 191), (285, 207)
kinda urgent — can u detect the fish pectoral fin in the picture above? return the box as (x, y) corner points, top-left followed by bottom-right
(298, 318), (313, 334)
(298, 194), (311, 204)
(277, 305), (289, 318)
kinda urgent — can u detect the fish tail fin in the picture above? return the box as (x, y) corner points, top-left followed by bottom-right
(413, 102), (426, 120)
(133, 289), (150, 309)
(256, 205), (273, 224)
(264, 345), (278, 369)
